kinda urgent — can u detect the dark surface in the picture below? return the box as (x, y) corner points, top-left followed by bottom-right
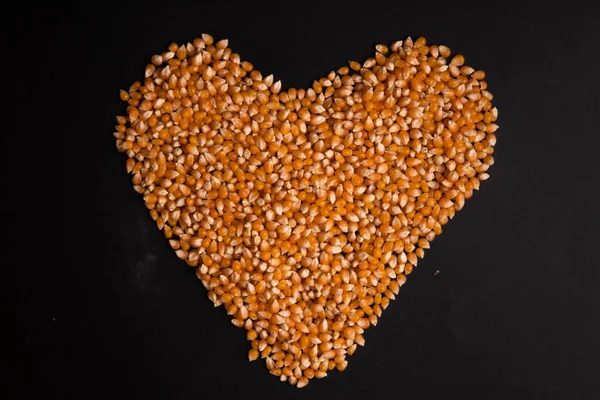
(10, 1), (600, 399)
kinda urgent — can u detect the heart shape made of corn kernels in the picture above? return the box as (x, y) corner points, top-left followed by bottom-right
(114, 34), (498, 388)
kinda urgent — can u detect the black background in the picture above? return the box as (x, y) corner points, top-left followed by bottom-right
(10, 1), (600, 399)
